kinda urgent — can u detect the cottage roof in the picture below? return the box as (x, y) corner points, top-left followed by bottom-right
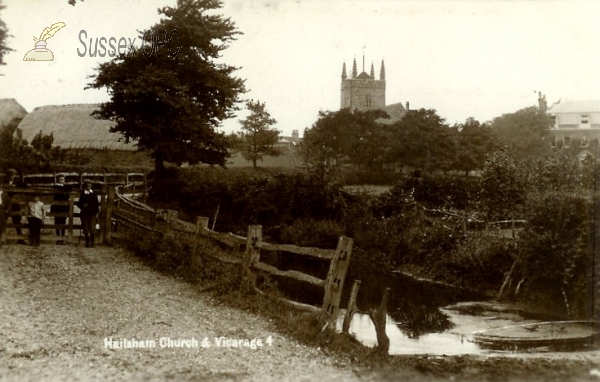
(17, 104), (136, 150)
(0, 98), (27, 128)
(548, 100), (600, 114)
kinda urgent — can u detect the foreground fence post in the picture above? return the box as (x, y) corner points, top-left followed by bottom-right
(193, 217), (209, 268)
(368, 287), (391, 353)
(242, 225), (262, 291)
(103, 187), (116, 245)
(321, 236), (353, 332)
(342, 279), (361, 334)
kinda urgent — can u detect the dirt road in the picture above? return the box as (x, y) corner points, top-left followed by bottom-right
(0, 243), (368, 381)
(1, 243), (598, 382)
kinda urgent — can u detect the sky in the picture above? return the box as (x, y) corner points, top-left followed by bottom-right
(1, 0), (600, 138)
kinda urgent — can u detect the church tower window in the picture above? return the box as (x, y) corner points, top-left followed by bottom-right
(366, 94), (372, 107)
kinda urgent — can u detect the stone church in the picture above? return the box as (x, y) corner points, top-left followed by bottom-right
(340, 57), (408, 124)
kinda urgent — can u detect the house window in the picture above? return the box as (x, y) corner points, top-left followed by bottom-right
(550, 136), (556, 148)
(581, 135), (589, 147)
(581, 114), (589, 124)
(564, 136), (571, 148)
(366, 94), (372, 107)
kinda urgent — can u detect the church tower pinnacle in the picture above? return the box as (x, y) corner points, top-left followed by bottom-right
(341, 55), (386, 111)
(380, 60), (386, 80)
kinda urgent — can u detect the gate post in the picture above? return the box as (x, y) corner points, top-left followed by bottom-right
(241, 225), (262, 291)
(321, 236), (353, 331)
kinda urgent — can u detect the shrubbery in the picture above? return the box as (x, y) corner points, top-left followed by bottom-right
(144, 156), (596, 319)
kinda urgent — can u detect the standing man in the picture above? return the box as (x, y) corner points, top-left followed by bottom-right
(4, 169), (24, 242)
(0, 182), (11, 246)
(52, 174), (70, 244)
(77, 179), (99, 248)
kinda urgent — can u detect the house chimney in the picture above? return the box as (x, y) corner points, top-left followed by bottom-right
(538, 92), (548, 113)
(405, 101), (409, 111)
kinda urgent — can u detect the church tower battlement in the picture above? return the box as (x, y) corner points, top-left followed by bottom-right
(341, 57), (386, 111)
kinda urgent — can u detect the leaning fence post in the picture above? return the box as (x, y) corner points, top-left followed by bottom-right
(368, 287), (391, 353)
(342, 279), (361, 334)
(193, 217), (209, 268)
(321, 236), (353, 331)
(241, 225), (262, 291)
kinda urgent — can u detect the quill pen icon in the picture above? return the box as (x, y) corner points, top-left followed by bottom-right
(24, 22), (66, 62)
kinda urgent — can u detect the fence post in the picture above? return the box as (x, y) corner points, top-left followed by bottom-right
(162, 210), (177, 238)
(103, 187), (116, 245)
(342, 279), (361, 334)
(241, 225), (262, 291)
(368, 287), (391, 353)
(68, 193), (75, 244)
(98, 185), (107, 244)
(143, 172), (148, 204)
(193, 217), (209, 268)
(321, 236), (353, 331)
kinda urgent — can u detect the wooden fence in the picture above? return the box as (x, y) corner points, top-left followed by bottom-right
(19, 172), (148, 191)
(107, 188), (353, 329)
(3, 186), (111, 244)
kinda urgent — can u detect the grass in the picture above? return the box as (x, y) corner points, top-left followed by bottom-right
(114, 221), (598, 381)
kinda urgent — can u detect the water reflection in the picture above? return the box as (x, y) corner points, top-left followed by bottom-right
(341, 313), (481, 355)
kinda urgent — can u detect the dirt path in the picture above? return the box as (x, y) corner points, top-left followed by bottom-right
(0, 243), (367, 382)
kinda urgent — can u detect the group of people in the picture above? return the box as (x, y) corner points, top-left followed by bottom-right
(0, 170), (100, 247)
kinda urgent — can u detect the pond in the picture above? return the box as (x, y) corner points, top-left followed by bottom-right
(337, 262), (599, 355)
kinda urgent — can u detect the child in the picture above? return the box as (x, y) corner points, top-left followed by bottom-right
(28, 194), (46, 246)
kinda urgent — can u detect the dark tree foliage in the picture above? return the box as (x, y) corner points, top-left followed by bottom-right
(490, 106), (552, 163)
(87, 0), (246, 173)
(388, 109), (455, 173)
(452, 117), (498, 176)
(0, 124), (74, 173)
(480, 147), (527, 221)
(519, 191), (591, 317)
(0, 0), (13, 66)
(298, 108), (389, 179)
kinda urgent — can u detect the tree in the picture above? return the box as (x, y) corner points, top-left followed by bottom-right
(452, 117), (498, 176)
(480, 147), (527, 221)
(86, 0), (246, 173)
(489, 106), (551, 163)
(236, 99), (280, 168)
(0, 0), (13, 67)
(297, 108), (389, 179)
(388, 109), (454, 173)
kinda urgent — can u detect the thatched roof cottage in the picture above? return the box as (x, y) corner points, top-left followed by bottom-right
(16, 104), (153, 170)
(0, 98), (27, 129)
(17, 103), (136, 150)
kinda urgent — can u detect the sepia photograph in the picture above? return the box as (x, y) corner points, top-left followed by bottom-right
(0, 0), (598, 380)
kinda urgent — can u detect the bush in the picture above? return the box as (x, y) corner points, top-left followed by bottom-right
(149, 167), (350, 234)
(517, 190), (593, 318)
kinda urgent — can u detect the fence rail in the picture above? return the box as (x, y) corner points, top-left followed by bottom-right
(2, 186), (111, 244)
(109, 187), (352, 329)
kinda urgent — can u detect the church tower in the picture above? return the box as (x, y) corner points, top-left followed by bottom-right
(341, 56), (386, 111)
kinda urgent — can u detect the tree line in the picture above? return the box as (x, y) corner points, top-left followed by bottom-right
(297, 105), (553, 179)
